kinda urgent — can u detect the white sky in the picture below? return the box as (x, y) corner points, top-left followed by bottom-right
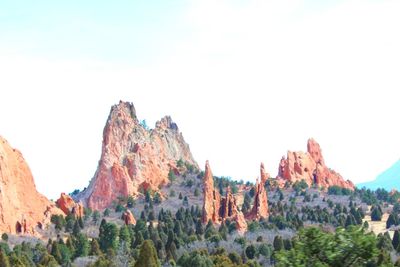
(0, 0), (399, 199)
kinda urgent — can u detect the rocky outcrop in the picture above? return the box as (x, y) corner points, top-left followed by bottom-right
(247, 163), (269, 220)
(0, 136), (63, 235)
(202, 161), (221, 224)
(277, 138), (354, 190)
(78, 101), (198, 210)
(122, 210), (136, 225)
(56, 193), (84, 218)
(202, 161), (247, 233)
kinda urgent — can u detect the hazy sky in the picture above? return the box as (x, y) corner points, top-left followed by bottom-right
(1, 0), (399, 199)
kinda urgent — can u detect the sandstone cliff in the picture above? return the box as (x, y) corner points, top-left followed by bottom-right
(202, 161), (247, 233)
(0, 136), (63, 235)
(277, 138), (354, 190)
(78, 101), (198, 210)
(56, 193), (84, 218)
(247, 163), (269, 220)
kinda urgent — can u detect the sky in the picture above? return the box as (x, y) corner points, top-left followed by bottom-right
(0, 0), (399, 199)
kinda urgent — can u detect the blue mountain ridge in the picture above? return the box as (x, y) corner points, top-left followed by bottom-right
(357, 160), (400, 191)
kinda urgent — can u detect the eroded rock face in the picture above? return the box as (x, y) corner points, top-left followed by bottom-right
(0, 136), (63, 235)
(277, 138), (354, 190)
(78, 101), (198, 210)
(247, 163), (269, 220)
(202, 161), (247, 233)
(122, 210), (136, 225)
(56, 193), (84, 218)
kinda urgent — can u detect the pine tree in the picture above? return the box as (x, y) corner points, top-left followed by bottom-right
(393, 230), (400, 250)
(134, 240), (160, 267)
(387, 214), (397, 229)
(371, 206), (383, 221)
(119, 225), (131, 248)
(99, 222), (119, 252)
(74, 233), (89, 257)
(90, 239), (102, 256)
(50, 242), (62, 264)
(73, 220), (81, 236)
(273, 236), (284, 251)
(0, 250), (10, 267)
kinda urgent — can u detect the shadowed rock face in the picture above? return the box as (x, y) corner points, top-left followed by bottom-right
(278, 138), (354, 190)
(202, 161), (247, 233)
(247, 163), (269, 220)
(56, 193), (84, 218)
(78, 101), (198, 210)
(122, 210), (136, 225)
(0, 136), (63, 235)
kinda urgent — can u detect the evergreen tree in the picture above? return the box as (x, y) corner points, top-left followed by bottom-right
(273, 236), (284, 251)
(0, 250), (10, 267)
(245, 244), (257, 259)
(371, 206), (383, 221)
(99, 222), (119, 252)
(75, 233), (89, 257)
(90, 239), (102, 256)
(393, 230), (400, 251)
(73, 220), (81, 236)
(50, 242), (62, 263)
(134, 240), (160, 267)
(119, 225), (131, 248)
(387, 213), (398, 229)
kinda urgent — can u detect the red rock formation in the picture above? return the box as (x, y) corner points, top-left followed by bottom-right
(247, 163), (269, 220)
(202, 161), (247, 233)
(56, 193), (84, 218)
(202, 161), (221, 224)
(0, 136), (63, 235)
(277, 138), (354, 190)
(122, 210), (136, 225)
(78, 101), (198, 210)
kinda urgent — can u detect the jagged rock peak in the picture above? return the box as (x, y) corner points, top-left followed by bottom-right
(307, 138), (325, 165)
(277, 138), (354, 190)
(109, 101), (138, 122)
(78, 101), (198, 210)
(155, 116), (179, 131)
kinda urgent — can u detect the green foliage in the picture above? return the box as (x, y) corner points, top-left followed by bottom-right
(134, 240), (160, 267)
(103, 208), (110, 217)
(292, 179), (308, 192)
(177, 250), (213, 267)
(371, 205), (383, 221)
(177, 159), (184, 168)
(393, 230), (400, 250)
(92, 210), (101, 223)
(328, 185), (352, 196)
(0, 250), (10, 267)
(50, 214), (66, 231)
(387, 213), (398, 228)
(168, 170), (177, 182)
(99, 222), (119, 252)
(245, 244), (257, 259)
(276, 226), (386, 267)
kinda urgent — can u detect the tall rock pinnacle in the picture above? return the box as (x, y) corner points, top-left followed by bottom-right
(78, 101), (198, 210)
(247, 163), (269, 220)
(0, 136), (63, 235)
(202, 161), (247, 233)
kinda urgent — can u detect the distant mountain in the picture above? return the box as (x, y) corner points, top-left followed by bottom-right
(357, 160), (400, 191)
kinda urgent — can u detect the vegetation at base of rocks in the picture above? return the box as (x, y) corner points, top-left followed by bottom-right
(3, 182), (400, 266)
